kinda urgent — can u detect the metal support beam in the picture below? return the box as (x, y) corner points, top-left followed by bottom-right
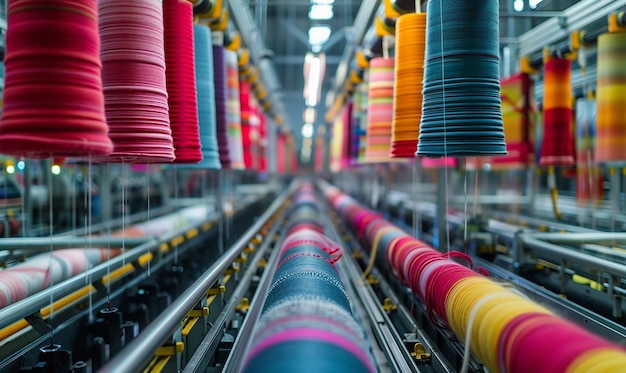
(518, 0), (626, 58)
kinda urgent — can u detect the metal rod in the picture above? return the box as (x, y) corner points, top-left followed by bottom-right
(0, 237), (148, 250)
(99, 181), (298, 373)
(522, 232), (626, 244)
(521, 236), (626, 279)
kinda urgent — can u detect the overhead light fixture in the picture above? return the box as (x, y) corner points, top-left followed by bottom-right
(303, 52), (326, 107)
(311, 0), (334, 4)
(303, 108), (316, 123)
(308, 25), (332, 46)
(513, 0), (524, 11)
(529, 0), (543, 9)
(309, 4), (333, 20)
(301, 123), (314, 139)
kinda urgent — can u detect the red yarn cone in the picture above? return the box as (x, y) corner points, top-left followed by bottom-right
(0, 0), (113, 158)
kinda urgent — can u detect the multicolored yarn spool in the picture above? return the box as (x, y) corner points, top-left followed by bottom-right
(576, 98), (603, 205)
(540, 58), (575, 166)
(355, 84), (370, 164)
(595, 31), (626, 164)
(493, 73), (535, 169)
(417, 0), (506, 157)
(163, 0), (202, 164)
(225, 50), (246, 170)
(212, 45), (232, 169)
(243, 185), (374, 373)
(390, 13), (426, 158)
(98, 0), (175, 163)
(239, 79), (254, 169)
(351, 84), (368, 165)
(0, 0), (113, 158)
(365, 57), (396, 163)
(322, 182), (626, 373)
(190, 24), (221, 170)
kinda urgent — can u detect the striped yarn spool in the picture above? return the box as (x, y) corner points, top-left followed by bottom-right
(595, 32), (626, 164)
(492, 73), (534, 169)
(355, 83), (370, 164)
(98, 0), (175, 163)
(243, 186), (374, 373)
(212, 46), (232, 169)
(365, 58), (395, 163)
(189, 25), (221, 170)
(540, 58), (575, 166)
(321, 182), (626, 373)
(576, 98), (603, 205)
(391, 13), (427, 158)
(0, 0), (113, 158)
(225, 50), (246, 169)
(163, 0), (202, 164)
(351, 84), (367, 165)
(418, 0), (506, 157)
(239, 80), (254, 169)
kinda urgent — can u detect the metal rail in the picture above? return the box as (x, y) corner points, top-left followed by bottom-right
(521, 237), (626, 280)
(99, 180), (298, 373)
(522, 232), (626, 244)
(0, 237), (148, 251)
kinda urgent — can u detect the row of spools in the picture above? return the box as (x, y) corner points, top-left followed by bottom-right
(321, 183), (626, 373)
(242, 184), (374, 373)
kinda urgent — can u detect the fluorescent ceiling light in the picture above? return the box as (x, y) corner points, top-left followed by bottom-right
(308, 25), (332, 46)
(311, 0), (334, 4)
(303, 108), (316, 123)
(514, 0), (524, 11)
(305, 56), (321, 107)
(301, 123), (314, 139)
(309, 4), (333, 20)
(529, 0), (543, 9)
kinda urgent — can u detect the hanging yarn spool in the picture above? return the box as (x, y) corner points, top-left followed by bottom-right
(539, 58), (575, 166)
(213, 45), (232, 169)
(365, 58), (396, 163)
(391, 13), (426, 158)
(595, 31), (626, 164)
(0, 0), (113, 158)
(163, 0), (202, 164)
(350, 84), (366, 165)
(190, 25), (221, 169)
(492, 73), (534, 169)
(225, 50), (246, 170)
(330, 113), (346, 173)
(576, 98), (603, 204)
(417, 0), (506, 158)
(98, 0), (175, 163)
(239, 79), (254, 169)
(354, 83), (370, 164)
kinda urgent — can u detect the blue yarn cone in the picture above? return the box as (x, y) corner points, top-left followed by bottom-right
(417, 0), (506, 157)
(185, 25), (221, 169)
